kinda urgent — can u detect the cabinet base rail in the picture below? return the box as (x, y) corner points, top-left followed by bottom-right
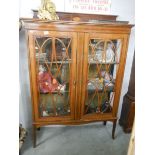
(32, 119), (117, 148)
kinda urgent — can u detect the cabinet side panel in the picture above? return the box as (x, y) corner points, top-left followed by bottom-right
(26, 30), (34, 123)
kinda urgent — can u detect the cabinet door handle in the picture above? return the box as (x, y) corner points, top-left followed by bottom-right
(73, 81), (76, 86)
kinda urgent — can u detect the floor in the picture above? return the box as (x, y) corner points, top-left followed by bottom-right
(21, 122), (130, 155)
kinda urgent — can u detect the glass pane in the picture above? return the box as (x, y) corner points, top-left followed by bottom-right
(85, 39), (121, 115)
(35, 36), (72, 117)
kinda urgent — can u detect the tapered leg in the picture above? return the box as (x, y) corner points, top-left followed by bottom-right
(103, 121), (107, 126)
(112, 120), (117, 139)
(32, 125), (36, 148)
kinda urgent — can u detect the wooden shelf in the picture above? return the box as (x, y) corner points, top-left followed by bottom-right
(87, 87), (114, 93)
(40, 90), (69, 94)
(89, 61), (119, 65)
(37, 60), (71, 64)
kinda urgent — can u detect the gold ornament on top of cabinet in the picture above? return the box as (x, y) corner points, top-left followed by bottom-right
(38, 0), (59, 20)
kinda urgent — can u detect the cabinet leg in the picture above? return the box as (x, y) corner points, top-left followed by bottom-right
(103, 121), (107, 126)
(37, 127), (40, 131)
(32, 125), (36, 148)
(112, 120), (117, 139)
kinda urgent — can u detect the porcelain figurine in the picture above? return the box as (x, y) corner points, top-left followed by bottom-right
(42, 110), (49, 116)
(38, 0), (59, 20)
(67, 108), (70, 113)
(106, 43), (115, 62)
(100, 71), (114, 86)
(57, 84), (66, 92)
(101, 101), (112, 113)
(96, 107), (100, 113)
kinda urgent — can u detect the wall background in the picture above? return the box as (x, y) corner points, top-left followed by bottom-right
(19, 0), (135, 129)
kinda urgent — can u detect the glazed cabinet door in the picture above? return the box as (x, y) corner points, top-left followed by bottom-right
(80, 33), (129, 120)
(28, 30), (77, 122)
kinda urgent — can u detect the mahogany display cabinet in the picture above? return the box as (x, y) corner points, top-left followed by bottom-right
(21, 19), (133, 147)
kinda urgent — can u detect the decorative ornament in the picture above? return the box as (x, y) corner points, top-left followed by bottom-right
(96, 107), (100, 113)
(38, 0), (59, 20)
(104, 43), (115, 63)
(57, 84), (66, 92)
(101, 101), (112, 113)
(67, 108), (70, 113)
(99, 78), (104, 83)
(38, 65), (59, 93)
(100, 71), (112, 84)
(42, 110), (49, 116)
